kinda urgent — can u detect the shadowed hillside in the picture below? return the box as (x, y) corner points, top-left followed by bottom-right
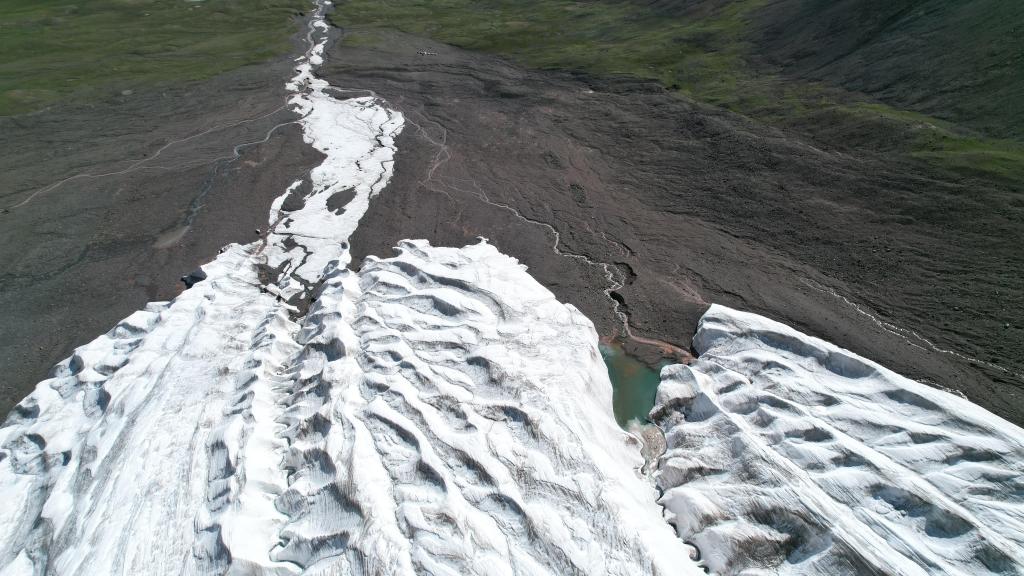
(752, 0), (1024, 141)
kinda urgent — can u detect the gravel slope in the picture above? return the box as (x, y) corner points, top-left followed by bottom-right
(334, 30), (1024, 425)
(0, 57), (322, 417)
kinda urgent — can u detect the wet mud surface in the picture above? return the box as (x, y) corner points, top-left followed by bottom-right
(0, 58), (322, 416)
(335, 30), (1024, 424)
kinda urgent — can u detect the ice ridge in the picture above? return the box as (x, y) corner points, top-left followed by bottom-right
(653, 304), (1024, 575)
(0, 239), (701, 575)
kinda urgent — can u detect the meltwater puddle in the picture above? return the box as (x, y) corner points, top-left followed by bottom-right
(600, 340), (666, 427)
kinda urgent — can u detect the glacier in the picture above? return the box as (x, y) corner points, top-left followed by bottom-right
(653, 305), (1024, 575)
(2, 0), (1024, 572)
(0, 0), (698, 573)
(0, 237), (698, 575)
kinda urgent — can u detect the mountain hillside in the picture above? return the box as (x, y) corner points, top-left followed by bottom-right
(752, 0), (1024, 141)
(333, 0), (1024, 183)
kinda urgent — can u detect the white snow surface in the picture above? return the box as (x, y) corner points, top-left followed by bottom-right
(0, 3), (698, 572)
(0, 239), (697, 575)
(653, 304), (1024, 575)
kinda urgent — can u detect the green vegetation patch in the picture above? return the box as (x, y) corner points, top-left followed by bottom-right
(0, 0), (307, 115)
(334, 0), (764, 101)
(333, 0), (1023, 185)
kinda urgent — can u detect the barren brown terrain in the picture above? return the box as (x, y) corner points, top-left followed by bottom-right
(333, 30), (1024, 424)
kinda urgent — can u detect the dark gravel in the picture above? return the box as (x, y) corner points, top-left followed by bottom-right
(332, 30), (1024, 425)
(0, 58), (322, 417)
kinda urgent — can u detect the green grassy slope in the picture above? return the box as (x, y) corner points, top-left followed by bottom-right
(331, 0), (1024, 184)
(753, 0), (1024, 141)
(0, 0), (307, 116)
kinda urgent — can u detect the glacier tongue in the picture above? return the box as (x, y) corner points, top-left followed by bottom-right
(270, 239), (696, 574)
(0, 239), (699, 575)
(0, 0), (699, 568)
(653, 304), (1024, 575)
(0, 0), (699, 572)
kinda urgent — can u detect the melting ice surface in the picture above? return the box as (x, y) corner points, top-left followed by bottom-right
(653, 305), (1024, 575)
(0, 236), (699, 574)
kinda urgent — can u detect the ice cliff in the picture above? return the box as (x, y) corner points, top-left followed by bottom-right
(653, 304), (1024, 575)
